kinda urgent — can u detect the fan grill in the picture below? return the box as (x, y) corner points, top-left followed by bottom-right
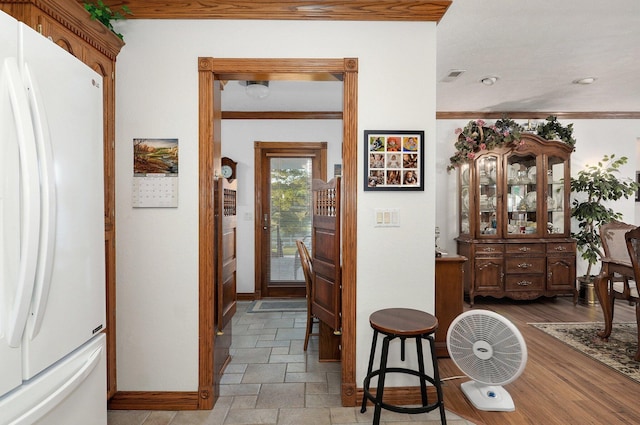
(447, 311), (526, 385)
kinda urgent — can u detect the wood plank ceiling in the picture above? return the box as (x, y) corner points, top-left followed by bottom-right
(91, 0), (451, 22)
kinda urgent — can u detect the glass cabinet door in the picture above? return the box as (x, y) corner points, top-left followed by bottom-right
(545, 155), (567, 236)
(506, 153), (538, 236)
(477, 155), (498, 236)
(459, 163), (470, 235)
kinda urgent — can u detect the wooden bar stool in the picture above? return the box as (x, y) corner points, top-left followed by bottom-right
(360, 308), (446, 425)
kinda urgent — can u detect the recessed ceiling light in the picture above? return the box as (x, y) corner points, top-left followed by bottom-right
(573, 77), (597, 85)
(480, 76), (498, 86)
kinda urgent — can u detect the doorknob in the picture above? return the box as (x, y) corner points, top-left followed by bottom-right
(263, 213), (269, 230)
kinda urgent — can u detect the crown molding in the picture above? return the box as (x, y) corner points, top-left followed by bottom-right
(436, 111), (640, 120)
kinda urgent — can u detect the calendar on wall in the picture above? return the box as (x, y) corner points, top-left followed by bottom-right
(132, 138), (179, 208)
(132, 174), (178, 207)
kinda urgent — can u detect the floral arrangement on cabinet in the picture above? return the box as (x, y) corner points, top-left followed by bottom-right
(447, 116), (576, 170)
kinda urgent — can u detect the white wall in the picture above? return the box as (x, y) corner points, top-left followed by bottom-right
(436, 119), (640, 276)
(115, 19), (437, 391)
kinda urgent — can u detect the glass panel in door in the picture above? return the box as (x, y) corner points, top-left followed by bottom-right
(546, 156), (566, 235)
(477, 155), (498, 236)
(506, 153), (538, 236)
(460, 162), (470, 235)
(269, 157), (313, 284)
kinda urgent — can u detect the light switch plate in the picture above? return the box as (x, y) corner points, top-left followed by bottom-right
(374, 208), (400, 227)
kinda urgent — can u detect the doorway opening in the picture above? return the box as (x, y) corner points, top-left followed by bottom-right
(198, 57), (358, 408)
(255, 142), (327, 299)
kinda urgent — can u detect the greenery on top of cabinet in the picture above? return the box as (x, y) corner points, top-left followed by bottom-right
(448, 116), (576, 171)
(83, 0), (131, 40)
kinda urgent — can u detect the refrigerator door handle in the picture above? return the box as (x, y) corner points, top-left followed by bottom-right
(22, 62), (57, 340)
(7, 344), (103, 425)
(3, 58), (41, 348)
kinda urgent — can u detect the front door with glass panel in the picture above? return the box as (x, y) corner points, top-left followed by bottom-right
(255, 142), (327, 298)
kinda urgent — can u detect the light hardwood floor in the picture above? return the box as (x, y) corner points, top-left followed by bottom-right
(440, 296), (639, 425)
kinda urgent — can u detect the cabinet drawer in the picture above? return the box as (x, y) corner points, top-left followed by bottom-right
(505, 275), (545, 291)
(506, 243), (545, 255)
(547, 242), (575, 255)
(506, 257), (546, 274)
(475, 244), (504, 256)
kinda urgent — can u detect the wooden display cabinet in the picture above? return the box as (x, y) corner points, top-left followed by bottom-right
(456, 133), (577, 305)
(0, 0), (124, 398)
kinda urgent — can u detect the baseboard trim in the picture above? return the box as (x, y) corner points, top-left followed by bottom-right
(108, 391), (200, 410)
(108, 386), (439, 412)
(237, 293), (255, 301)
(357, 385), (439, 407)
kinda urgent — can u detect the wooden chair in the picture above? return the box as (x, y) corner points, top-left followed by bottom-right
(624, 226), (640, 361)
(594, 220), (637, 344)
(296, 239), (319, 350)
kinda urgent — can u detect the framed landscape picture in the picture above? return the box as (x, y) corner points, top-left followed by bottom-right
(364, 130), (424, 191)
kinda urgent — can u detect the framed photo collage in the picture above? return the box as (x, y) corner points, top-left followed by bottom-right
(364, 130), (424, 191)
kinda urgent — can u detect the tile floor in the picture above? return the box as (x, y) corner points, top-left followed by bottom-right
(108, 301), (474, 425)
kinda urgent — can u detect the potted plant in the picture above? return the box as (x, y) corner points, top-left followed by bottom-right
(570, 154), (639, 302)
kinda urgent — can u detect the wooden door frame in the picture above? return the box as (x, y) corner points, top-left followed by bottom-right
(254, 141), (328, 299)
(198, 57), (358, 407)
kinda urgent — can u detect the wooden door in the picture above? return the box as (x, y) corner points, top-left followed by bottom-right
(254, 142), (327, 298)
(311, 178), (341, 332)
(216, 178), (238, 332)
(212, 176), (237, 396)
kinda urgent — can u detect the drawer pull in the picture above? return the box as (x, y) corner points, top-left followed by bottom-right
(482, 247), (496, 252)
(517, 280), (532, 286)
(518, 247), (531, 252)
(518, 263), (533, 269)
(554, 246), (567, 251)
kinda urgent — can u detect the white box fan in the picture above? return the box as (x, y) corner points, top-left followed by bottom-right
(446, 309), (528, 412)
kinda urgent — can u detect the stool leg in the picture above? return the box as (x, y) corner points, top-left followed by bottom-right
(373, 335), (391, 425)
(427, 335), (447, 425)
(361, 329), (379, 413)
(415, 336), (428, 407)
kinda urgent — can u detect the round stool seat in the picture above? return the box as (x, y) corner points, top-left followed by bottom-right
(361, 308), (447, 425)
(369, 308), (438, 336)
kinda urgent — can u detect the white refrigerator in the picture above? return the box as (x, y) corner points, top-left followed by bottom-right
(0, 10), (107, 424)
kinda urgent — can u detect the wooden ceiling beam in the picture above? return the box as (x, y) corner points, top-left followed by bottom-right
(222, 111), (342, 120)
(93, 1), (451, 22)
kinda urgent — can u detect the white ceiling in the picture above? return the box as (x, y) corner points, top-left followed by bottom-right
(436, 0), (640, 113)
(222, 80), (343, 112)
(222, 0), (640, 113)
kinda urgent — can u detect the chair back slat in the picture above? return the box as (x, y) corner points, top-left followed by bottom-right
(625, 226), (640, 290)
(296, 240), (313, 292)
(600, 220), (636, 266)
